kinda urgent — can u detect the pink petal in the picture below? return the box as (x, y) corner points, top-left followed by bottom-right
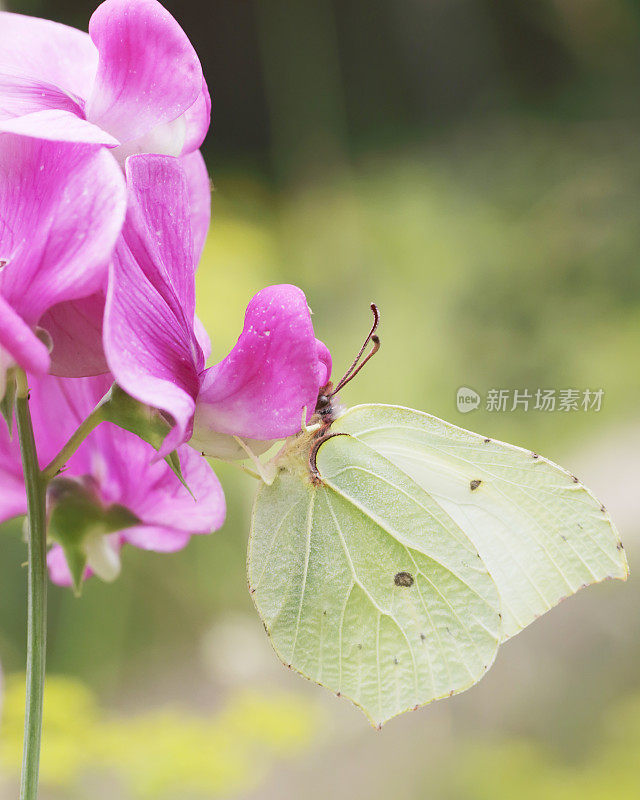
(104, 156), (202, 453)
(193, 315), (212, 362)
(41, 293), (109, 378)
(25, 372), (224, 584)
(181, 149), (211, 264)
(0, 294), (50, 377)
(47, 545), (77, 588)
(0, 109), (118, 146)
(315, 338), (333, 386)
(123, 156), (198, 324)
(0, 11), (98, 102)
(0, 478), (26, 525)
(26, 373), (112, 470)
(193, 285), (332, 441)
(0, 72), (84, 121)
(127, 445), (225, 534)
(46, 540), (109, 587)
(105, 243), (199, 456)
(111, 80), (211, 161)
(0, 14), (111, 148)
(53, 404), (223, 549)
(0, 415), (26, 523)
(0, 135), (126, 326)
(181, 78), (211, 154)
(123, 526), (192, 553)
(86, 0), (204, 145)
(110, 116), (187, 163)
(27, 373), (224, 539)
(78, 419), (225, 540)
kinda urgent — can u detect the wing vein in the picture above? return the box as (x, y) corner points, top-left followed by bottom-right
(289, 491), (315, 663)
(324, 491), (421, 698)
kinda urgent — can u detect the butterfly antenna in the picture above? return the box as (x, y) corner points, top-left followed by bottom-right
(329, 303), (380, 397)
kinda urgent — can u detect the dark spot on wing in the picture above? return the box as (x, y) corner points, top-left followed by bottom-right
(532, 452), (539, 459)
(394, 657), (399, 665)
(394, 571), (414, 587)
(484, 438), (491, 443)
(420, 633), (426, 642)
(470, 479), (482, 491)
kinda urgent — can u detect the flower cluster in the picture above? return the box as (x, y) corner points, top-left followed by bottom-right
(0, 0), (330, 587)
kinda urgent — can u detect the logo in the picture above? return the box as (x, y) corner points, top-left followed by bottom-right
(456, 386), (480, 413)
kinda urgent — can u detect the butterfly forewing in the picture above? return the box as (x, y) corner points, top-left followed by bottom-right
(330, 404), (628, 640)
(249, 431), (501, 727)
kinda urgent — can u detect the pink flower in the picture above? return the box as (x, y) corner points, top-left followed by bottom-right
(0, 0), (209, 161)
(0, 373), (225, 587)
(104, 155), (332, 457)
(0, 134), (126, 398)
(0, 0), (212, 378)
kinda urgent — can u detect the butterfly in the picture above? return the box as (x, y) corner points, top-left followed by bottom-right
(247, 305), (628, 727)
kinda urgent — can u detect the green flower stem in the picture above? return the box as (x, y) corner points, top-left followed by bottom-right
(41, 390), (111, 482)
(15, 371), (47, 800)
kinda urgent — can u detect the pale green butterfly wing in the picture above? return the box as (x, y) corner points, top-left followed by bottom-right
(249, 433), (502, 727)
(329, 405), (629, 640)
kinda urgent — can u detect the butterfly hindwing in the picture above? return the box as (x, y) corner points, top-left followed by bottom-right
(249, 425), (502, 727)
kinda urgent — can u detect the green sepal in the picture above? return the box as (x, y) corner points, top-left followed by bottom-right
(102, 385), (192, 496)
(47, 478), (139, 596)
(1, 371), (17, 433)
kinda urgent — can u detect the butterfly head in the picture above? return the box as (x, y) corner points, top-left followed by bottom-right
(313, 381), (344, 426)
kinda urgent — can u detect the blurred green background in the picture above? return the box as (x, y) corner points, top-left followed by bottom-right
(1, 0), (640, 797)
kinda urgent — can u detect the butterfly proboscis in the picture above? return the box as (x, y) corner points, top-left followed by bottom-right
(310, 303), (381, 482)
